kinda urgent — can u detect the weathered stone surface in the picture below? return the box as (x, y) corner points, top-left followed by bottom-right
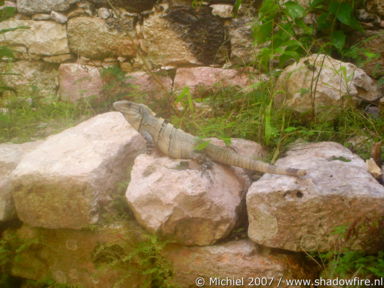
(367, 0), (384, 18)
(10, 222), (146, 288)
(0, 20), (69, 56)
(90, 0), (156, 12)
(247, 142), (384, 252)
(11, 112), (145, 229)
(210, 4), (233, 18)
(17, 0), (79, 15)
(123, 71), (173, 99)
(0, 141), (41, 222)
(207, 138), (268, 190)
(229, 17), (258, 64)
(164, 240), (316, 288)
(50, 10), (68, 24)
(31, 13), (51, 21)
(0, 61), (59, 98)
(141, 13), (199, 66)
(275, 54), (381, 116)
(67, 17), (136, 59)
(142, 7), (229, 66)
(58, 63), (104, 102)
(126, 153), (244, 246)
(42, 54), (73, 63)
(174, 67), (251, 93)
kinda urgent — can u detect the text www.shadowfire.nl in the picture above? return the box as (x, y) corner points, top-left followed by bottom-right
(194, 276), (384, 287)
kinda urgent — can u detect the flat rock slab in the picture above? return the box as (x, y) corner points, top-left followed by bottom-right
(17, 0), (80, 14)
(164, 240), (316, 288)
(247, 142), (384, 252)
(0, 20), (69, 57)
(126, 153), (244, 246)
(11, 112), (145, 229)
(0, 141), (41, 222)
(10, 222), (146, 288)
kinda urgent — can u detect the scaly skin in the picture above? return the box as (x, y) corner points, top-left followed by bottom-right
(113, 100), (307, 177)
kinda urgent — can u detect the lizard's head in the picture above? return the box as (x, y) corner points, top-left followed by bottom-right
(113, 100), (155, 130)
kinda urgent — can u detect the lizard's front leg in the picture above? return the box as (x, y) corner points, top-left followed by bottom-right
(191, 152), (214, 181)
(141, 131), (155, 154)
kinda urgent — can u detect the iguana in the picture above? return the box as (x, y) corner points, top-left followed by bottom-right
(113, 100), (307, 177)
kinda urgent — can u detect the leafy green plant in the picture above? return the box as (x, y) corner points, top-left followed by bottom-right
(310, 218), (384, 285)
(253, 0), (365, 71)
(92, 233), (177, 288)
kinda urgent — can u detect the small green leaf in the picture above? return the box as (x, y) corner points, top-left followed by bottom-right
(252, 21), (273, 44)
(0, 25), (30, 34)
(0, 6), (16, 22)
(0, 46), (14, 58)
(331, 30), (346, 51)
(194, 139), (209, 151)
(284, 1), (305, 19)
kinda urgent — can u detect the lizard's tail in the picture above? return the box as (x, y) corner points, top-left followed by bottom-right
(204, 144), (307, 177)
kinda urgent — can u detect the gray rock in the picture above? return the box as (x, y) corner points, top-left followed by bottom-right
(31, 13), (51, 21)
(50, 10), (68, 24)
(228, 17), (258, 64)
(0, 141), (41, 222)
(97, 7), (111, 19)
(247, 142), (384, 252)
(0, 20), (69, 57)
(0, 61), (59, 98)
(17, 0), (80, 15)
(126, 153), (244, 246)
(274, 54), (381, 117)
(67, 16), (136, 59)
(210, 4), (233, 18)
(11, 112), (145, 229)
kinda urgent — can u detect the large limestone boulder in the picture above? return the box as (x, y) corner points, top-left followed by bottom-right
(10, 222), (146, 288)
(142, 6), (229, 66)
(0, 61), (59, 98)
(126, 153), (244, 246)
(0, 20), (69, 57)
(17, 0), (80, 14)
(0, 141), (41, 222)
(58, 63), (104, 102)
(67, 17), (136, 59)
(275, 54), (381, 116)
(247, 142), (384, 252)
(173, 67), (252, 94)
(164, 240), (316, 288)
(11, 112), (145, 229)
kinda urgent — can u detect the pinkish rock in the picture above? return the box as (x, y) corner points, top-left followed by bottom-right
(164, 240), (316, 288)
(173, 67), (252, 94)
(125, 71), (173, 99)
(58, 63), (104, 102)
